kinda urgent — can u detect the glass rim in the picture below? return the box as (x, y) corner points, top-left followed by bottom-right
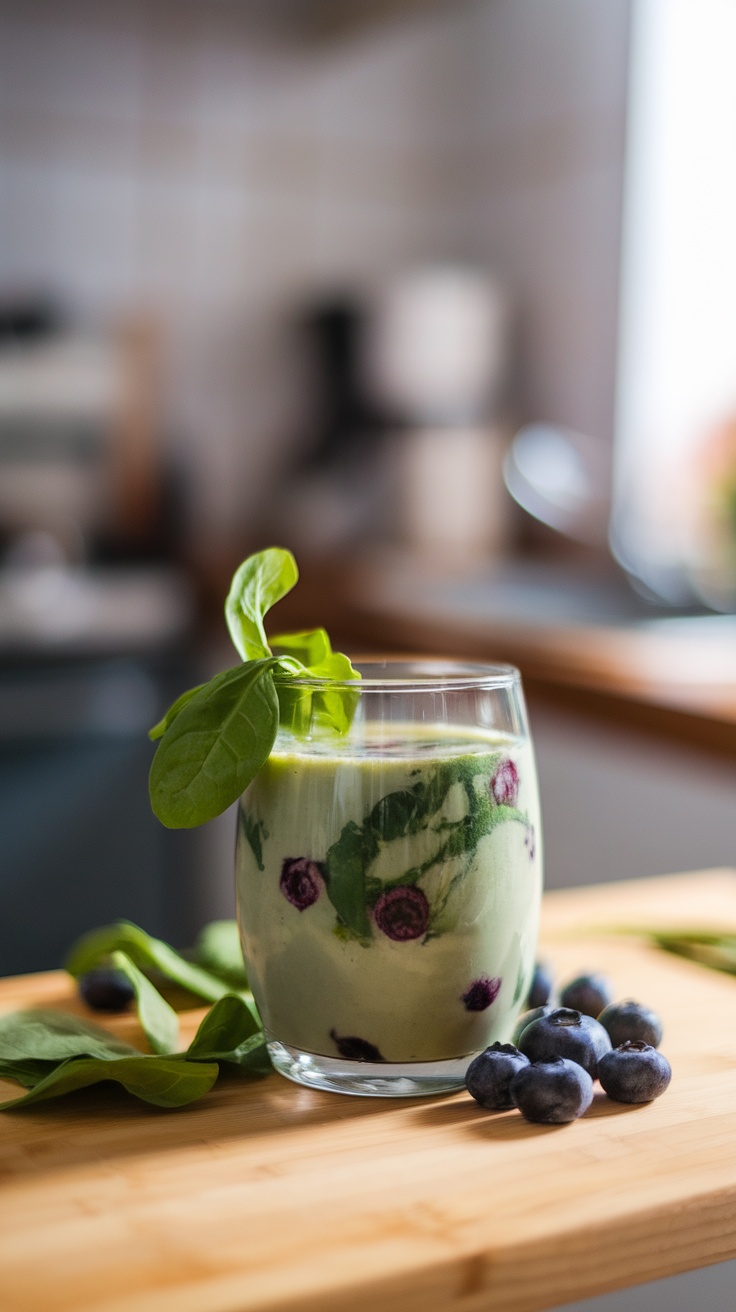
(273, 657), (521, 692)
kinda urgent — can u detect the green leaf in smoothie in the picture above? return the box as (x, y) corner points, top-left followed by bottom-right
(238, 810), (267, 873)
(325, 821), (379, 940)
(324, 754), (530, 942)
(149, 658), (280, 828)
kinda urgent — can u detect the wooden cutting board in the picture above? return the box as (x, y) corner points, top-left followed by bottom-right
(1, 869), (735, 1312)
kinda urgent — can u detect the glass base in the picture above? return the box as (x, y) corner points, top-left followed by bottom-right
(268, 1038), (472, 1097)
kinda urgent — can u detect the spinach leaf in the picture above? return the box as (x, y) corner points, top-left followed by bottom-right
(0, 1058), (57, 1089)
(66, 920), (240, 1005)
(148, 683), (206, 742)
(0, 1055), (219, 1110)
(325, 822), (378, 940)
(148, 549), (363, 829)
(0, 1008), (143, 1097)
(272, 634), (361, 738)
(186, 994), (262, 1063)
(148, 658), (280, 828)
(0, 1008), (139, 1064)
(111, 951), (179, 1055)
(649, 932), (736, 977)
(193, 922), (249, 990)
(225, 547), (298, 661)
(270, 627), (331, 666)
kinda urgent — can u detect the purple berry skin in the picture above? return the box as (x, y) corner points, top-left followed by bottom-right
(279, 858), (324, 911)
(330, 1030), (384, 1062)
(598, 1041), (671, 1103)
(511, 1057), (594, 1124)
(490, 758), (519, 806)
(518, 1008), (612, 1079)
(462, 975), (501, 1012)
(512, 1005), (554, 1046)
(78, 968), (135, 1013)
(527, 962), (554, 1010)
(559, 973), (613, 1018)
(373, 885), (429, 941)
(598, 1000), (663, 1049)
(466, 1042), (529, 1110)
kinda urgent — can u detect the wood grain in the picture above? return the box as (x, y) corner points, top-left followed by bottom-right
(1, 870), (736, 1312)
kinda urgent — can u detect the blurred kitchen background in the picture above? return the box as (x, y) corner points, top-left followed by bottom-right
(2, 0), (736, 976)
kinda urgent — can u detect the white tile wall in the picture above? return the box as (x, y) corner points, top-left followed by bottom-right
(0, 0), (630, 550)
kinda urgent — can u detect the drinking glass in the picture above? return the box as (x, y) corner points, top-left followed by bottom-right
(235, 660), (542, 1096)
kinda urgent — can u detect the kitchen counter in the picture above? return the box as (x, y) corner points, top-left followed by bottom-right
(332, 556), (736, 759)
(1, 869), (735, 1312)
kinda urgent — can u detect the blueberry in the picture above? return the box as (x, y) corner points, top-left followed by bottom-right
(279, 858), (324, 910)
(511, 1057), (594, 1124)
(527, 961), (554, 1010)
(511, 1005), (553, 1046)
(465, 1042), (529, 1110)
(373, 886), (429, 941)
(329, 1030), (384, 1062)
(490, 758), (519, 806)
(518, 1007), (612, 1078)
(78, 968), (135, 1013)
(598, 1041), (671, 1103)
(559, 973), (613, 1018)
(597, 1000), (663, 1049)
(462, 975), (501, 1012)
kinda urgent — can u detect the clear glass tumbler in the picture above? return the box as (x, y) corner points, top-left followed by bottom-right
(235, 660), (542, 1096)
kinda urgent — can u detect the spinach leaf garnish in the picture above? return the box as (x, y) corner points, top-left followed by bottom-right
(148, 548), (361, 828)
(225, 547), (298, 661)
(149, 657), (281, 829)
(148, 683), (207, 742)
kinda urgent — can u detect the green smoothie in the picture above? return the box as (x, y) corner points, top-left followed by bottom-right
(235, 725), (541, 1065)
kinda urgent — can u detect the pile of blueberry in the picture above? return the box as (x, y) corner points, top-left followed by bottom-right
(466, 966), (671, 1125)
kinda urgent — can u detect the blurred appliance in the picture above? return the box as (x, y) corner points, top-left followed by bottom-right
(503, 424), (610, 547)
(361, 266), (511, 563)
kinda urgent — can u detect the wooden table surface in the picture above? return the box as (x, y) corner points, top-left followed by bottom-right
(1, 869), (736, 1312)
